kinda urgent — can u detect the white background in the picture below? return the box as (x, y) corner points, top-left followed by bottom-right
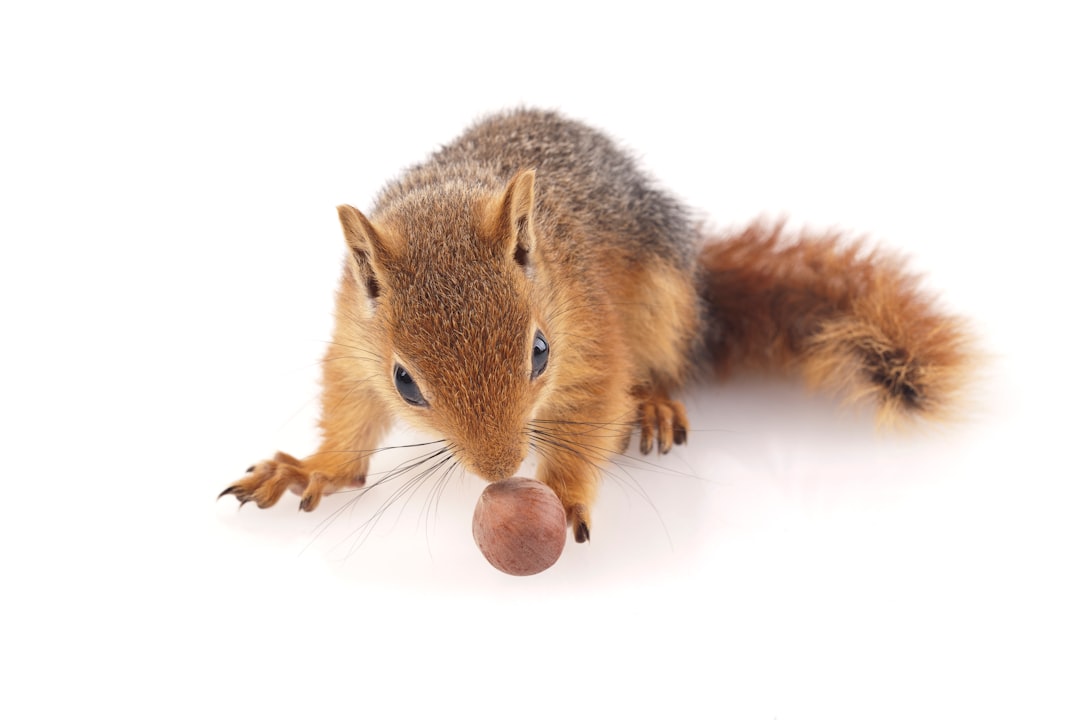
(2, 1), (1077, 718)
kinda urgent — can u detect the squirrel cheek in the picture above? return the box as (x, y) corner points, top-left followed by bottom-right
(527, 367), (556, 420)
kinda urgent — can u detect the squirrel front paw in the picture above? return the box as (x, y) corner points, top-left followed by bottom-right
(638, 394), (689, 455)
(219, 451), (359, 512)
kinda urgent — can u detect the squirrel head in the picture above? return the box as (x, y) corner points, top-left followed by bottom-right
(336, 169), (552, 480)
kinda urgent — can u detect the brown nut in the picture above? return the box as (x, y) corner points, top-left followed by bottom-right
(472, 477), (567, 576)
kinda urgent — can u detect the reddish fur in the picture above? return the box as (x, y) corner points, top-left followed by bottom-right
(699, 221), (973, 425)
(221, 110), (974, 544)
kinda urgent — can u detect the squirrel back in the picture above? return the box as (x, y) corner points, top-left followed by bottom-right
(384, 109), (699, 272)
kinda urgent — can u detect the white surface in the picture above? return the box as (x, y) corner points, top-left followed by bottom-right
(2, 2), (1076, 718)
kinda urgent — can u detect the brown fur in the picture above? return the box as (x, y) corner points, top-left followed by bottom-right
(221, 109), (974, 542)
(699, 222), (973, 426)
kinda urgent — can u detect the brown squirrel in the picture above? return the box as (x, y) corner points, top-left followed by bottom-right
(220, 108), (972, 543)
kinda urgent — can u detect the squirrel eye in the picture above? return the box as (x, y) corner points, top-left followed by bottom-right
(531, 330), (549, 379)
(393, 364), (427, 407)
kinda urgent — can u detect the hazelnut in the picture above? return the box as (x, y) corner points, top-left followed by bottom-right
(472, 477), (567, 576)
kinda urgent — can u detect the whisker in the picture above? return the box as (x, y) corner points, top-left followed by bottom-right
(339, 450), (454, 556)
(524, 422), (703, 549)
(306, 444), (451, 550)
(420, 454), (464, 558)
(529, 422), (702, 481)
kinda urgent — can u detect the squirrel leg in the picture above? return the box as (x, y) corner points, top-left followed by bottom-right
(220, 415), (390, 513)
(535, 418), (630, 543)
(537, 454), (598, 544)
(221, 365), (393, 511)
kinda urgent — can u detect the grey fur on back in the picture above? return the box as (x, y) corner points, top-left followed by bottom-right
(375, 109), (697, 269)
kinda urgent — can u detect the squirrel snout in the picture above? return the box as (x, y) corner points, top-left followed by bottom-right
(442, 412), (532, 481)
(458, 438), (528, 482)
(465, 454), (526, 483)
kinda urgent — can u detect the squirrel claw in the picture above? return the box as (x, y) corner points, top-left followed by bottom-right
(574, 521), (590, 543)
(298, 489), (321, 513)
(218, 485), (254, 510)
(568, 504), (591, 543)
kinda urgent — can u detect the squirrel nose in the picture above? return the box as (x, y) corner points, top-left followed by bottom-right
(469, 455), (525, 483)
(461, 440), (527, 482)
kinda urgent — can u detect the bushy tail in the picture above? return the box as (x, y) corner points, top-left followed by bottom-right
(698, 221), (974, 426)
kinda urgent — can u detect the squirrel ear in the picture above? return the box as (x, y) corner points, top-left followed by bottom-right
(496, 169), (537, 268)
(337, 204), (391, 301)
